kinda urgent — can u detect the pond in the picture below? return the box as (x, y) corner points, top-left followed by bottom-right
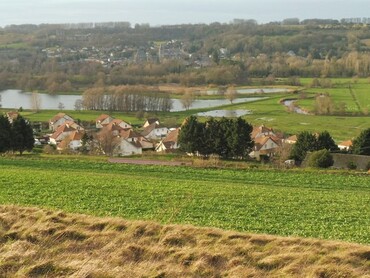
(0, 90), (80, 110)
(281, 99), (310, 115)
(0, 90), (266, 112)
(171, 97), (266, 111)
(196, 109), (252, 117)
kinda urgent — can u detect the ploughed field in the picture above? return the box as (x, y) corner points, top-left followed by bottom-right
(0, 157), (369, 244)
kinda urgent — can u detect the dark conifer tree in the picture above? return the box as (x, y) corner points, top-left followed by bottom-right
(352, 128), (370, 155)
(317, 131), (339, 151)
(0, 115), (12, 153)
(290, 131), (318, 162)
(11, 116), (34, 155)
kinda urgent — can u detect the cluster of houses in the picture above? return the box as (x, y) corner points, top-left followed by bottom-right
(3, 110), (353, 159)
(47, 112), (180, 156)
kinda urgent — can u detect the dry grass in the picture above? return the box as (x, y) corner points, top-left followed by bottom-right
(0, 206), (369, 278)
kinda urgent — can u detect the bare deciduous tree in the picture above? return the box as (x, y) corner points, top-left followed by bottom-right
(74, 99), (83, 111)
(31, 91), (42, 112)
(58, 102), (65, 110)
(180, 90), (195, 110)
(96, 129), (120, 156)
(225, 86), (237, 104)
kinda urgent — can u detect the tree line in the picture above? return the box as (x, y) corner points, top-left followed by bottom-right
(290, 128), (370, 164)
(178, 116), (254, 159)
(82, 86), (173, 112)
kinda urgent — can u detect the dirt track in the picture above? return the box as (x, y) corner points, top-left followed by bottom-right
(108, 158), (191, 166)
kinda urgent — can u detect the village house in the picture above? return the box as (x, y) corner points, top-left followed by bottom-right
(284, 135), (298, 144)
(115, 138), (143, 156)
(141, 122), (169, 140)
(143, 118), (160, 128)
(119, 128), (154, 150)
(249, 136), (281, 160)
(251, 124), (276, 139)
(57, 130), (84, 151)
(49, 121), (84, 145)
(49, 113), (75, 131)
(156, 128), (180, 152)
(338, 140), (353, 151)
(95, 114), (115, 129)
(6, 111), (19, 124)
(105, 119), (132, 130)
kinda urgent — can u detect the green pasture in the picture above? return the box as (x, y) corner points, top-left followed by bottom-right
(298, 78), (370, 113)
(0, 157), (369, 243)
(234, 95), (368, 141)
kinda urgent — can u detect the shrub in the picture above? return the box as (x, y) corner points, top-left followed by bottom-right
(347, 161), (357, 170)
(308, 149), (334, 168)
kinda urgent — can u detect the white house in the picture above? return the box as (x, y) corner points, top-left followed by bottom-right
(141, 123), (169, 140)
(251, 124), (276, 139)
(95, 114), (115, 129)
(105, 119), (132, 130)
(49, 113), (75, 131)
(120, 129), (154, 150)
(338, 140), (353, 151)
(49, 121), (84, 145)
(156, 128), (180, 152)
(57, 131), (84, 151)
(115, 138), (142, 156)
(250, 136), (281, 160)
(143, 118), (160, 128)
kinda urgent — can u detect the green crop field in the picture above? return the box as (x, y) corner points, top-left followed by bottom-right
(0, 157), (369, 244)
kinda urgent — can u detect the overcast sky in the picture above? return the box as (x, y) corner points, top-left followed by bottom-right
(0, 0), (369, 27)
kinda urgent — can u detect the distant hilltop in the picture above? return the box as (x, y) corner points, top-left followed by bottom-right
(2, 21), (131, 30)
(3, 17), (370, 30)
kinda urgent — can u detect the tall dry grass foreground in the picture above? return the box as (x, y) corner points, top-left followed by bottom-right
(0, 205), (368, 277)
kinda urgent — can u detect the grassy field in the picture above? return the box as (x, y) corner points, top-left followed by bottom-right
(0, 205), (368, 277)
(298, 78), (370, 113)
(0, 157), (369, 244)
(234, 95), (368, 141)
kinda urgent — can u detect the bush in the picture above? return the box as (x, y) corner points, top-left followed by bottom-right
(308, 149), (334, 168)
(347, 161), (357, 170)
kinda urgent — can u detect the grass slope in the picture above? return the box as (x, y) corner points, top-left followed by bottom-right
(0, 157), (369, 244)
(0, 205), (369, 278)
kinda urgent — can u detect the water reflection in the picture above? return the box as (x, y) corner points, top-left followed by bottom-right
(203, 87), (290, 95)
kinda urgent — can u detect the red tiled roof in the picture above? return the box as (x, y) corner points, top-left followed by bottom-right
(6, 111), (19, 120)
(50, 113), (66, 123)
(96, 114), (112, 122)
(254, 136), (280, 151)
(119, 128), (141, 139)
(338, 140), (353, 147)
(163, 128), (180, 143)
(252, 124), (274, 139)
(50, 122), (82, 140)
